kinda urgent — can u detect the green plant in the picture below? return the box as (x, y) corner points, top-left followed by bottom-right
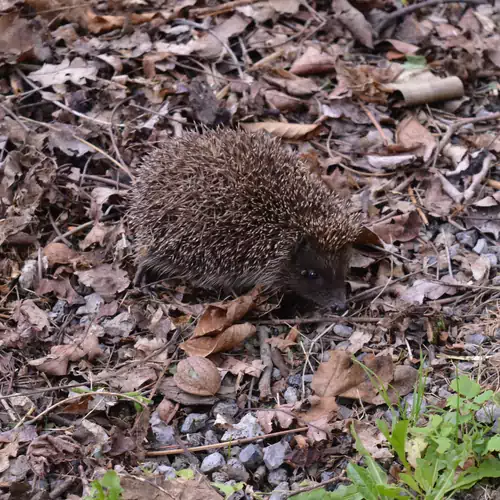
(84, 470), (123, 500)
(292, 372), (500, 500)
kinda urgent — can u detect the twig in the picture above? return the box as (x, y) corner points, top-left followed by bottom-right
(189, 0), (261, 17)
(0, 102), (30, 131)
(375, 0), (490, 35)
(20, 116), (134, 180)
(429, 111), (500, 169)
(175, 19), (245, 80)
(145, 426), (309, 457)
(408, 186), (429, 225)
(284, 472), (345, 498)
(258, 326), (273, 399)
(359, 101), (389, 147)
(254, 316), (380, 326)
(51, 213), (117, 243)
(14, 68), (120, 128)
(463, 153), (492, 201)
(48, 210), (73, 247)
(27, 391), (148, 425)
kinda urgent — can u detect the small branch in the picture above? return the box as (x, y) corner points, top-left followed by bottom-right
(375, 0), (490, 36)
(145, 426), (309, 457)
(258, 326), (273, 400)
(189, 0), (261, 17)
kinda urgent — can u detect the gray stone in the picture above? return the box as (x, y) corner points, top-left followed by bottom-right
(457, 362), (475, 372)
(201, 452), (226, 473)
(476, 404), (500, 432)
(272, 368), (282, 381)
(465, 333), (487, 345)
(268, 468), (288, 486)
(181, 413), (208, 433)
(239, 444), (263, 469)
(456, 230), (478, 248)
(484, 253), (498, 266)
(225, 458), (250, 482)
(157, 465), (176, 480)
(284, 387), (298, 404)
(303, 374), (313, 383)
(333, 324), (353, 337)
(263, 441), (291, 471)
(287, 374), (302, 387)
(212, 472), (229, 483)
(204, 430), (219, 445)
(464, 344), (479, 355)
(402, 393), (426, 418)
(321, 471), (336, 482)
(172, 455), (194, 470)
(213, 401), (239, 419)
(269, 482), (289, 500)
(186, 433), (204, 446)
(473, 238), (488, 254)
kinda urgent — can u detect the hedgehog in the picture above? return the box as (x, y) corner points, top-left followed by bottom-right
(128, 129), (363, 309)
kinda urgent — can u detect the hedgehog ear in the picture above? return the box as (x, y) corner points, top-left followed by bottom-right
(292, 235), (310, 261)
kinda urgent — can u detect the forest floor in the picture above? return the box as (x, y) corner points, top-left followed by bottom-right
(1, 0), (500, 499)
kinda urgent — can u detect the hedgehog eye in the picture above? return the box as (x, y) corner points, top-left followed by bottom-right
(301, 269), (318, 279)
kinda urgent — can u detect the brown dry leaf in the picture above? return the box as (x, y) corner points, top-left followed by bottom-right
(76, 264), (130, 297)
(0, 13), (48, 63)
(240, 122), (321, 140)
(400, 278), (457, 304)
(107, 366), (158, 393)
(180, 323), (256, 357)
(157, 398), (177, 424)
(14, 300), (50, 338)
(371, 210), (421, 244)
(290, 46), (337, 76)
(352, 421), (392, 459)
(43, 242), (81, 266)
(396, 116), (436, 162)
(267, 327), (299, 351)
(29, 58), (97, 87)
(27, 434), (81, 478)
(219, 357), (265, 378)
(174, 357), (221, 396)
(265, 90), (306, 112)
(194, 288), (260, 337)
(35, 278), (81, 305)
(0, 441), (18, 475)
(311, 351), (395, 404)
(332, 0), (373, 48)
(120, 474), (223, 500)
(298, 396), (339, 424)
(159, 378), (219, 406)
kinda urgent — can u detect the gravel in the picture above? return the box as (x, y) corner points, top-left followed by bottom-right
(239, 444), (264, 469)
(181, 413), (208, 433)
(200, 452), (226, 473)
(263, 441), (291, 470)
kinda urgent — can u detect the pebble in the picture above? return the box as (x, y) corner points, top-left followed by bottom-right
(213, 401), (239, 419)
(268, 467), (288, 486)
(225, 458), (250, 482)
(465, 333), (487, 345)
(456, 229), (478, 248)
(284, 387), (298, 404)
(473, 238), (488, 254)
(186, 433), (204, 446)
(303, 374), (313, 383)
(239, 444), (263, 469)
(212, 471), (230, 483)
(263, 441), (291, 470)
(333, 324), (353, 337)
(287, 374), (301, 387)
(321, 471), (336, 482)
(181, 413), (208, 433)
(402, 393), (427, 418)
(201, 452), (226, 473)
(272, 368), (282, 381)
(463, 344), (479, 355)
(204, 430), (219, 445)
(269, 482), (289, 500)
(476, 404), (500, 432)
(484, 253), (498, 267)
(457, 362), (476, 372)
(172, 455), (197, 470)
(157, 465), (176, 480)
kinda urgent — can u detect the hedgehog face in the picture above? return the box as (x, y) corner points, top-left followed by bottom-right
(287, 237), (352, 310)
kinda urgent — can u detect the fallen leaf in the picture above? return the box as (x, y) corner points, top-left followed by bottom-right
(76, 264), (130, 297)
(396, 115), (436, 161)
(29, 58), (97, 86)
(180, 323), (256, 357)
(332, 0), (374, 48)
(240, 121), (321, 140)
(290, 46), (337, 75)
(371, 210), (422, 243)
(352, 421), (392, 459)
(219, 357), (265, 378)
(194, 288), (260, 337)
(174, 356), (221, 396)
(43, 242), (81, 266)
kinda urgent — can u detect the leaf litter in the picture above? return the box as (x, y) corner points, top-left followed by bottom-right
(0, 0), (500, 498)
